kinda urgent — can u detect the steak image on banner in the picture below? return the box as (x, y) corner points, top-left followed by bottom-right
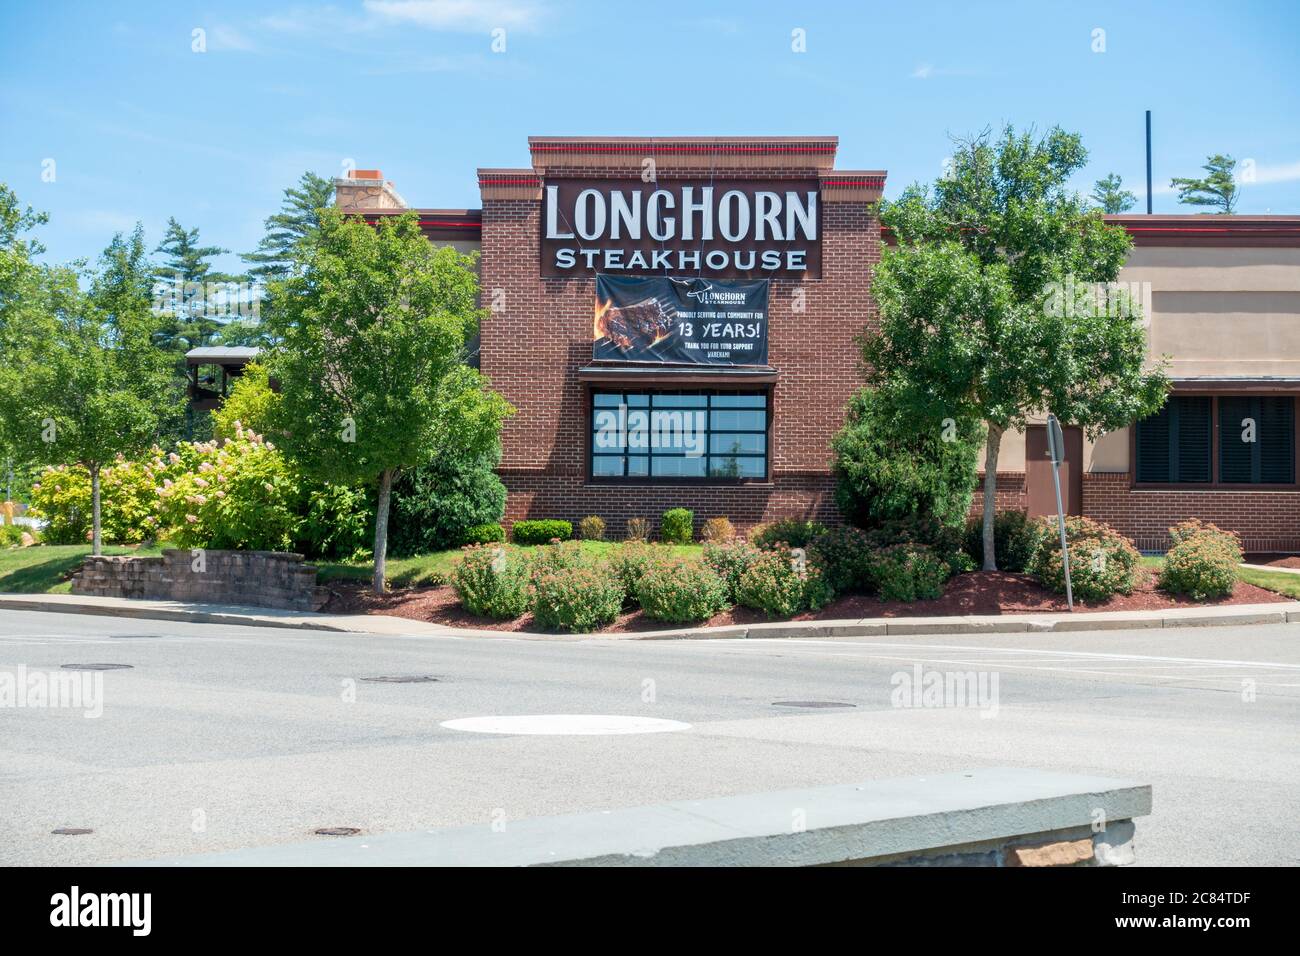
(593, 275), (769, 366)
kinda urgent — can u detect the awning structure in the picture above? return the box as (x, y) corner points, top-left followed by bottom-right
(577, 364), (779, 386)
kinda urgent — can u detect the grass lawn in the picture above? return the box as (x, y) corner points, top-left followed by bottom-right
(1237, 566), (1300, 599)
(314, 540), (705, 589)
(0, 543), (165, 594)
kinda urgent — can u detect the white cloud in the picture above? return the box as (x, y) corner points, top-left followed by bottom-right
(1249, 160), (1300, 185)
(362, 0), (545, 32)
(209, 25), (258, 51)
(911, 63), (933, 79)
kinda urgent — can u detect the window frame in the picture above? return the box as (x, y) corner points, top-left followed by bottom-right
(1130, 392), (1299, 490)
(585, 385), (774, 485)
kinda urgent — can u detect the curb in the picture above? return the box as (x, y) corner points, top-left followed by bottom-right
(2, 593), (1297, 640)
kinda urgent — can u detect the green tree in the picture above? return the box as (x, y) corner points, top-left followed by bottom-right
(263, 209), (512, 593)
(211, 361), (278, 440)
(868, 126), (1170, 570)
(152, 217), (241, 352)
(832, 387), (984, 530)
(1170, 154), (1239, 213)
(1091, 173), (1137, 214)
(0, 234), (173, 554)
(242, 171), (335, 282)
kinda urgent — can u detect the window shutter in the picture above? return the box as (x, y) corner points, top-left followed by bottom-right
(1259, 397), (1295, 484)
(1174, 397), (1212, 483)
(1218, 396), (1255, 483)
(1135, 403), (1170, 482)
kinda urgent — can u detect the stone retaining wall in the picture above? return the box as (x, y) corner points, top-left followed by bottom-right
(71, 549), (326, 611)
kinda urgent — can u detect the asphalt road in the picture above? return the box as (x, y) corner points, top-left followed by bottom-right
(2, 609), (1298, 866)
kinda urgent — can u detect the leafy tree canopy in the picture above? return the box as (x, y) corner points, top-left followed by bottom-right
(1170, 154), (1239, 213)
(1091, 173), (1137, 214)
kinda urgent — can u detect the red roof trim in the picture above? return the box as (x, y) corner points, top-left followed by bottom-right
(531, 143), (837, 154)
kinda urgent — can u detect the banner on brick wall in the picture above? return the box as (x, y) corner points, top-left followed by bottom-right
(593, 274), (768, 366)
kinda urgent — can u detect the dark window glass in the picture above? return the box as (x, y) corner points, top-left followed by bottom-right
(1135, 396), (1211, 483)
(590, 389), (768, 481)
(1219, 396), (1295, 484)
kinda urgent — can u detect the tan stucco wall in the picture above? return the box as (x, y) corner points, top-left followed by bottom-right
(1122, 246), (1300, 379)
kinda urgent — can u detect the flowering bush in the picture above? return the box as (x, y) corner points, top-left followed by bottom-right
(866, 543), (950, 601)
(30, 456), (161, 545)
(963, 510), (1047, 573)
(153, 430), (302, 551)
(749, 518), (829, 550)
(1033, 516), (1140, 601)
(451, 544), (531, 619)
(624, 517), (649, 541)
(532, 563), (624, 632)
(1159, 520), (1240, 600)
(703, 539), (766, 602)
(609, 541), (665, 602)
(735, 546), (834, 618)
(809, 525), (875, 593)
(635, 559), (729, 623)
(528, 539), (588, 582)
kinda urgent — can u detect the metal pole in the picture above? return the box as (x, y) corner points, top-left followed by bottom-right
(1047, 415), (1074, 611)
(1145, 110), (1153, 215)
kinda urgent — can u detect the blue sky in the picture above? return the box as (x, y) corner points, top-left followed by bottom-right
(2, 0), (1298, 273)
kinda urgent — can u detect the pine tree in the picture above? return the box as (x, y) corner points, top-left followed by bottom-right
(152, 218), (241, 352)
(242, 171), (335, 282)
(1091, 173), (1137, 214)
(1170, 155), (1239, 213)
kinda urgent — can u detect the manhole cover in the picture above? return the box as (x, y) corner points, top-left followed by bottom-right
(313, 827), (361, 837)
(51, 828), (93, 835)
(441, 715), (692, 736)
(359, 675), (440, 683)
(60, 663), (133, 671)
(771, 700), (857, 709)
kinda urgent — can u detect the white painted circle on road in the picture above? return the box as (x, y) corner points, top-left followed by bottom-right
(441, 715), (691, 736)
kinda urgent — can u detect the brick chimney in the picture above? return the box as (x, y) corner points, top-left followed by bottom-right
(334, 168), (408, 212)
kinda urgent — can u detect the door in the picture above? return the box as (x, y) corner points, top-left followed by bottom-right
(1026, 424), (1083, 517)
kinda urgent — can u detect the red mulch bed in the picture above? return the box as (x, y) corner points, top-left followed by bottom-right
(1245, 553), (1300, 570)
(321, 567), (1287, 634)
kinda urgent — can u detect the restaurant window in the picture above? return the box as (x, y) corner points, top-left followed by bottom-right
(1134, 395), (1295, 485)
(590, 389), (768, 481)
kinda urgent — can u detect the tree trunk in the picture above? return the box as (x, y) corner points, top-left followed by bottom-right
(372, 467), (394, 596)
(981, 424), (1003, 572)
(90, 463), (102, 557)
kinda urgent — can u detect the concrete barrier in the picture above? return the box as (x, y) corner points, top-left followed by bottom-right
(135, 767), (1151, 867)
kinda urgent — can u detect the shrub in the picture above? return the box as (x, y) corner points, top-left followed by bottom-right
(578, 515), (606, 541)
(462, 522), (505, 545)
(30, 457), (159, 545)
(1033, 517), (1140, 602)
(867, 543), (950, 601)
(0, 525), (26, 548)
(625, 517), (649, 542)
(296, 481), (374, 560)
(703, 539), (766, 602)
(808, 525), (875, 593)
(451, 544), (531, 619)
(512, 519), (573, 545)
(735, 546), (834, 618)
(1159, 521), (1240, 601)
(636, 559), (729, 623)
(963, 510), (1047, 573)
(153, 435), (303, 551)
(528, 539), (588, 580)
(212, 363), (279, 442)
(749, 517), (829, 550)
(700, 516), (735, 543)
(832, 388), (984, 531)
(660, 507), (694, 544)
(608, 541), (661, 602)
(388, 450), (506, 557)
(532, 564), (624, 632)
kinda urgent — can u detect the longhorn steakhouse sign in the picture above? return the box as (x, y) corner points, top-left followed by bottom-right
(544, 179), (821, 280)
(593, 274), (769, 366)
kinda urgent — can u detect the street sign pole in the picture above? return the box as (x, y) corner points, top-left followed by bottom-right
(1047, 414), (1074, 611)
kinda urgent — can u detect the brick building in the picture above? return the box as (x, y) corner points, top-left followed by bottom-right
(337, 137), (1300, 552)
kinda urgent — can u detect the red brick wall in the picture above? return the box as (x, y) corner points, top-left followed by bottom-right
(1082, 473), (1300, 553)
(479, 169), (879, 538)
(968, 471), (1300, 553)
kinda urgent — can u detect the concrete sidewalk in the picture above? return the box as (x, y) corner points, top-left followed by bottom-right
(3, 590), (1298, 640)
